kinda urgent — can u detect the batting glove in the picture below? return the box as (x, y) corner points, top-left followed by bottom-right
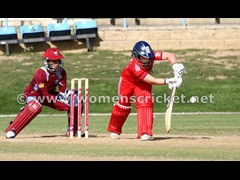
(165, 77), (177, 84)
(165, 77), (177, 89)
(175, 77), (183, 88)
(172, 63), (185, 78)
(165, 77), (182, 89)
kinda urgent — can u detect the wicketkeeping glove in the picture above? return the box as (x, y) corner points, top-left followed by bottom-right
(57, 89), (78, 106)
(65, 89), (79, 107)
(56, 92), (68, 105)
(172, 63), (185, 78)
(64, 89), (72, 100)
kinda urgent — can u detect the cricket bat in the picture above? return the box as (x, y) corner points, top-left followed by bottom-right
(165, 86), (177, 133)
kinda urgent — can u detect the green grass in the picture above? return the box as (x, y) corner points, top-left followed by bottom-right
(1, 49), (240, 114)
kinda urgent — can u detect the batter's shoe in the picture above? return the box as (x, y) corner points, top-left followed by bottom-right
(110, 132), (119, 139)
(5, 130), (16, 139)
(140, 134), (153, 141)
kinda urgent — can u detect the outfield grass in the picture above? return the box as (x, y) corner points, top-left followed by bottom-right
(0, 49), (240, 114)
(0, 113), (239, 161)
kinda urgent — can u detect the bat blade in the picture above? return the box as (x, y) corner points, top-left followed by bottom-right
(165, 86), (176, 133)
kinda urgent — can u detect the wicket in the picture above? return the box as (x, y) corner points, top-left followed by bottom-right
(70, 78), (89, 139)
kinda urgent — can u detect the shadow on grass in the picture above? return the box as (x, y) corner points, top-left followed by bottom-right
(41, 134), (98, 138)
(152, 136), (211, 141)
(23, 134), (99, 139)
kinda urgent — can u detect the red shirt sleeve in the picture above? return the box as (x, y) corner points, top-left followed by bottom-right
(121, 59), (148, 83)
(59, 69), (67, 93)
(34, 69), (50, 96)
(154, 50), (163, 60)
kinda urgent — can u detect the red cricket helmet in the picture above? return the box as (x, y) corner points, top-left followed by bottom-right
(43, 48), (64, 60)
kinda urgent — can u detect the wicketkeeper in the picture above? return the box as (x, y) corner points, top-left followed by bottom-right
(5, 48), (84, 138)
(107, 40), (185, 140)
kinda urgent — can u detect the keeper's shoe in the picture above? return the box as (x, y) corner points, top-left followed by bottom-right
(140, 134), (153, 141)
(5, 130), (16, 139)
(110, 132), (119, 139)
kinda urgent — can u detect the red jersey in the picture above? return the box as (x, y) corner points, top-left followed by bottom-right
(121, 51), (163, 84)
(24, 66), (67, 97)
